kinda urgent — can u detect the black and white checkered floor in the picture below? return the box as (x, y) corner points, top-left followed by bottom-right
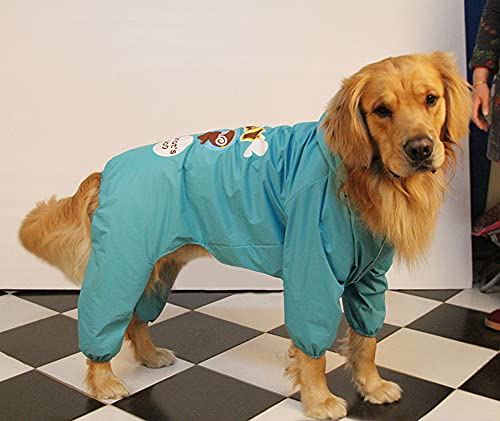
(1, 288), (499, 421)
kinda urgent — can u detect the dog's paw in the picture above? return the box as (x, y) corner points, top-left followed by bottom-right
(304, 394), (348, 420)
(91, 375), (129, 401)
(361, 379), (402, 405)
(140, 347), (176, 369)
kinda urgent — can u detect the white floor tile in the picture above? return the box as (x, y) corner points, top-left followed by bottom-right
(197, 293), (284, 331)
(420, 389), (500, 421)
(39, 343), (193, 403)
(384, 291), (441, 327)
(63, 303), (189, 324)
(375, 328), (497, 388)
(151, 303), (190, 324)
(73, 405), (146, 420)
(0, 294), (57, 333)
(175, 259), (283, 290)
(249, 398), (359, 421)
(446, 287), (500, 313)
(200, 333), (345, 396)
(63, 308), (78, 319)
(0, 351), (32, 382)
(249, 398), (314, 420)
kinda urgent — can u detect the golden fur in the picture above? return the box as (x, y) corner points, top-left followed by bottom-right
(322, 52), (470, 263)
(286, 344), (348, 419)
(19, 52), (471, 419)
(19, 172), (100, 283)
(338, 328), (402, 404)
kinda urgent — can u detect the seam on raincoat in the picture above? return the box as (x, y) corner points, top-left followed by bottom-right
(349, 240), (388, 286)
(284, 175), (329, 209)
(154, 242), (284, 276)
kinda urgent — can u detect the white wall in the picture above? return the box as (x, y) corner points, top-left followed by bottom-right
(1, 0), (471, 289)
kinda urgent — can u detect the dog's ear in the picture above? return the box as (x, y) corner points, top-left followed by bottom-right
(428, 51), (472, 144)
(321, 72), (373, 169)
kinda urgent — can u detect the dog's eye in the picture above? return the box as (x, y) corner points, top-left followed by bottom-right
(374, 105), (392, 118)
(426, 94), (438, 106)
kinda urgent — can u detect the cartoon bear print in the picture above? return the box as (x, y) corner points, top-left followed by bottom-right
(198, 130), (236, 148)
(240, 126), (268, 158)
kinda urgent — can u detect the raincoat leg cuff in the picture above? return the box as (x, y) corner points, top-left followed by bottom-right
(291, 341), (327, 359)
(134, 312), (156, 323)
(347, 323), (380, 338)
(81, 351), (114, 363)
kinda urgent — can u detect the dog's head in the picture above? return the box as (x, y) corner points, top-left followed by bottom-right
(322, 52), (471, 178)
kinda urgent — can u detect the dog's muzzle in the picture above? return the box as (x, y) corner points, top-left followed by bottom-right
(404, 137), (433, 164)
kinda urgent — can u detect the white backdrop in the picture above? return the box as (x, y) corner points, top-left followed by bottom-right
(1, 0), (471, 289)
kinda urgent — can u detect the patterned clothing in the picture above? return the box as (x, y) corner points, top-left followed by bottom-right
(470, 0), (500, 160)
(78, 119), (395, 363)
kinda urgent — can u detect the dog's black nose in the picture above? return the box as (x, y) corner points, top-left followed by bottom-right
(404, 138), (433, 162)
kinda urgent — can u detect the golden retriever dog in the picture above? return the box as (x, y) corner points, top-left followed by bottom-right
(19, 52), (470, 420)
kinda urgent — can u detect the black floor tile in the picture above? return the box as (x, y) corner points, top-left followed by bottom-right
(1, 287), (496, 421)
(408, 303), (500, 350)
(168, 291), (232, 309)
(115, 365), (284, 421)
(0, 370), (102, 421)
(269, 315), (400, 353)
(267, 324), (289, 339)
(291, 365), (452, 421)
(395, 289), (461, 301)
(150, 311), (262, 363)
(460, 354), (500, 401)
(0, 315), (79, 367)
(14, 291), (79, 312)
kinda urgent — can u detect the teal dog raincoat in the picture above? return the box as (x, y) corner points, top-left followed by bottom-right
(78, 119), (394, 362)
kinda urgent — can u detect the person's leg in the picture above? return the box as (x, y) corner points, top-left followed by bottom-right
(485, 308), (500, 331)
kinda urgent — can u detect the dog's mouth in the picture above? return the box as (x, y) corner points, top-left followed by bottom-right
(386, 158), (438, 179)
(412, 159), (436, 173)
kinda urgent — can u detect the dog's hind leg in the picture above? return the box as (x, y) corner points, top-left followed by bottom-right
(85, 257), (181, 399)
(125, 315), (175, 368)
(124, 256), (181, 368)
(127, 245), (209, 368)
(341, 327), (401, 404)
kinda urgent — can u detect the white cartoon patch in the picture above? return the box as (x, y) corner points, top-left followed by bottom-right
(240, 126), (269, 158)
(243, 136), (269, 157)
(153, 135), (193, 157)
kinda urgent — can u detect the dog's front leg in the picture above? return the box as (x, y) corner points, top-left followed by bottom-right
(342, 327), (401, 404)
(85, 360), (129, 400)
(286, 343), (347, 420)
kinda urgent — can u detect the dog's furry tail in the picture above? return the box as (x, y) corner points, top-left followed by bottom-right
(19, 172), (101, 285)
